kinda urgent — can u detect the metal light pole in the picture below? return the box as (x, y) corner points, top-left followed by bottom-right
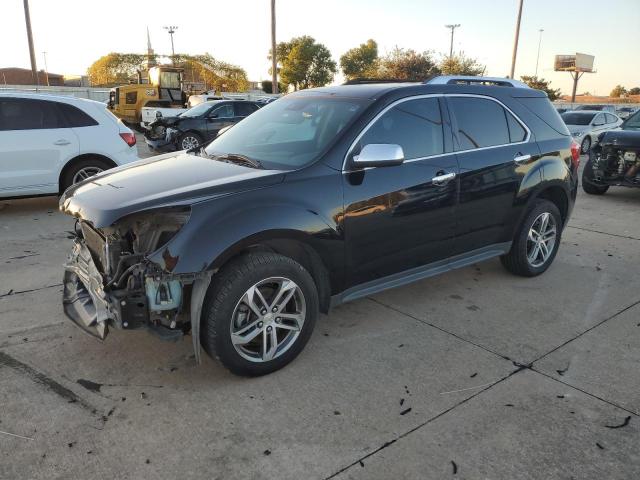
(164, 26), (178, 62)
(445, 24), (460, 58)
(23, 0), (38, 85)
(509, 0), (524, 78)
(42, 51), (49, 86)
(534, 28), (543, 77)
(271, 0), (278, 94)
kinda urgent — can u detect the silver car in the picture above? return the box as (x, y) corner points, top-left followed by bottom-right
(561, 110), (622, 153)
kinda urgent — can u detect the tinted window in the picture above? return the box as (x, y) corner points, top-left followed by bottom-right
(210, 104), (234, 119)
(0, 98), (65, 131)
(450, 97), (510, 149)
(359, 98), (444, 159)
(622, 111), (640, 130)
(561, 112), (595, 125)
(506, 111), (527, 142)
(516, 97), (570, 135)
(57, 102), (98, 127)
(235, 102), (258, 117)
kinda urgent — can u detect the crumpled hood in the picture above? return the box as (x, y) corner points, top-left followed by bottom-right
(60, 151), (285, 227)
(153, 115), (182, 127)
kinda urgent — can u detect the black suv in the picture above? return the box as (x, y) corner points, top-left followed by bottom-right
(60, 76), (578, 376)
(145, 100), (260, 151)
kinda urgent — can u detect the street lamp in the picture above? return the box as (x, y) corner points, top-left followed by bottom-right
(535, 28), (544, 77)
(164, 25), (178, 60)
(444, 24), (460, 58)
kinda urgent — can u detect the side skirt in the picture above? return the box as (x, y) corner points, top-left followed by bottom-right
(330, 242), (512, 308)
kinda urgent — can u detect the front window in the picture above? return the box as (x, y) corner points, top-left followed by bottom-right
(561, 112), (595, 125)
(204, 95), (369, 169)
(623, 111), (640, 130)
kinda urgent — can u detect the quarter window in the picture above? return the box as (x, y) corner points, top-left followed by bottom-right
(358, 98), (444, 160)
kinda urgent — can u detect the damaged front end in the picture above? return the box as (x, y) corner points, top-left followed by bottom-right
(144, 119), (180, 152)
(62, 206), (211, 361)
(589, 131), (640, 186)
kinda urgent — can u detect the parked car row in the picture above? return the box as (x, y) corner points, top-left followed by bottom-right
(561, 110), (622, 153)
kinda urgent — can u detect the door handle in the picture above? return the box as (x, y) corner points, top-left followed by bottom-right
(54, 139), (71, 146)
(432, 172), (456, 185)
(514, 153), (531, 164)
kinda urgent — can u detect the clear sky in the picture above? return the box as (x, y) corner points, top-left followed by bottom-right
(2, 0), (639, 96)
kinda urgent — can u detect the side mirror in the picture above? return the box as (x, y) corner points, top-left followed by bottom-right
(352, 144), (405, 168)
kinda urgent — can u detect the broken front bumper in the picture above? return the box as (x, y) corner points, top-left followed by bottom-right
(62, 239), (113, 339)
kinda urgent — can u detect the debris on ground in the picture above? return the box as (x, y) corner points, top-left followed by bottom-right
(451, 460), (458, 474)
(605, 416), (631, 429)
(400, 408), (412, 416)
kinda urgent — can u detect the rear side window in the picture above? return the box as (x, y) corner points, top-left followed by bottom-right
(0, 98), (65, 131)
(359, 97), (444, 159)
(605, 113), (617, 124)
(515, 96), (570, 136)
(235, 102), (259, 117)
(57, 102), (98, 127)
(449, 97), (511, 149)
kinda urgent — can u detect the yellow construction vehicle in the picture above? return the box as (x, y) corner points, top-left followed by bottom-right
(107, 66), (186, 128)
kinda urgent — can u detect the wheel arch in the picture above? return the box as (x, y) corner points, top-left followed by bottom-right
(58, 153), (117, 194)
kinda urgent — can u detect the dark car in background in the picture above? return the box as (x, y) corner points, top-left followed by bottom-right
(145, 100), (260, 151)
(60, 76), (578, 376)
(582, 109), (640, 194)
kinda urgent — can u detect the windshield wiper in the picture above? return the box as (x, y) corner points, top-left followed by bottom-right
(212, 153), (264, 169)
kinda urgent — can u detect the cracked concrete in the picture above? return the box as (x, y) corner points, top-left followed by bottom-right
(0, 147), (638, 479)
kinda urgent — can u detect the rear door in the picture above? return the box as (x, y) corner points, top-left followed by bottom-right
(446, 95), (538, 255)
(0, 98), (79, 197)
(205, 103), (235, 140)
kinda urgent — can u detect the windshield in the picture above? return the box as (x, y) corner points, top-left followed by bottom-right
(180, 102), (217, 118)
(561, 112), (595, 125)
(204, 95), (369, 170)
(576, 105), (603, 111)
(623, 110), (640, 130)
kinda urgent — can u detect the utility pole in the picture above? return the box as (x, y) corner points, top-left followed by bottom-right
(444, 24), (460, 58)
(23, 0), (38, 85)
(164, 26), (178, 63)
(42, 51), (50, 86)
(271, 0), (278, 94)
(509, 0), (524, 79)
(570, 71), (583, 103)
(534, 28), (543, 77)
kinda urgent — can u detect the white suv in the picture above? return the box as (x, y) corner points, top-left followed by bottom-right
(0, 93), (139, 198)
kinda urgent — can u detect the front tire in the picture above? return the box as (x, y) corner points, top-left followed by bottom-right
(582, 158), (609, 195)
(201, 252), (319, 376)
(500, 199), (563, 277)
(178, 132), (202, 151)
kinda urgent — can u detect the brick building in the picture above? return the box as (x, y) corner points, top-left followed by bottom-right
(0, 67), (64, 86)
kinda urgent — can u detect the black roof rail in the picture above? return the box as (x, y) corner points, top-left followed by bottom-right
(342, 78), (421, 85)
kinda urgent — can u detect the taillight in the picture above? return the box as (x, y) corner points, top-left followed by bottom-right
(119, 132), (136, 147)
(570, 140), (580, 171)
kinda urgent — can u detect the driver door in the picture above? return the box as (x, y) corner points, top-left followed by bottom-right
(341, 96), (459, 289)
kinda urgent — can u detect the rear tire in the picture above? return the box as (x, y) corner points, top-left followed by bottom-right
(582, 158), (609, 195)
(61, 157), (112, 193)
(201, 252), (319, 376)
(500, 199), (563, 277)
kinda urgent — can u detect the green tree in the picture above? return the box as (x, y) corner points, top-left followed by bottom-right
(270, 36), (337, 90)
(87, 53), (150, 86)
(439, 53), (485, 76)
(520, 75), (562, 101)
(340, 39), (379, 80)
(378, 48), (440, 80)
(610, 85), (627, 98)
(629, 87), (640, 95)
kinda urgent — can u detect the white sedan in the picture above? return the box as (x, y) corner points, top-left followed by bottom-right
(561, 110), (623, 153)
(0, 93), (139, 198)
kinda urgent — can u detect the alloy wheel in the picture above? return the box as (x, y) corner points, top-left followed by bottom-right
(72, 166), (103, 184)
(181, 135), (200, 150)
(230, 277), (306, 363)
(526, 212), (557, 267)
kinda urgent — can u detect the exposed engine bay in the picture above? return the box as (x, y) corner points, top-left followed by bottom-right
(589, 131), (640, 186)
(62, 206), (210, 360)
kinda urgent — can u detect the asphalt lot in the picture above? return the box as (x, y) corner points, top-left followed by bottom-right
(1, 139), (639, 479)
